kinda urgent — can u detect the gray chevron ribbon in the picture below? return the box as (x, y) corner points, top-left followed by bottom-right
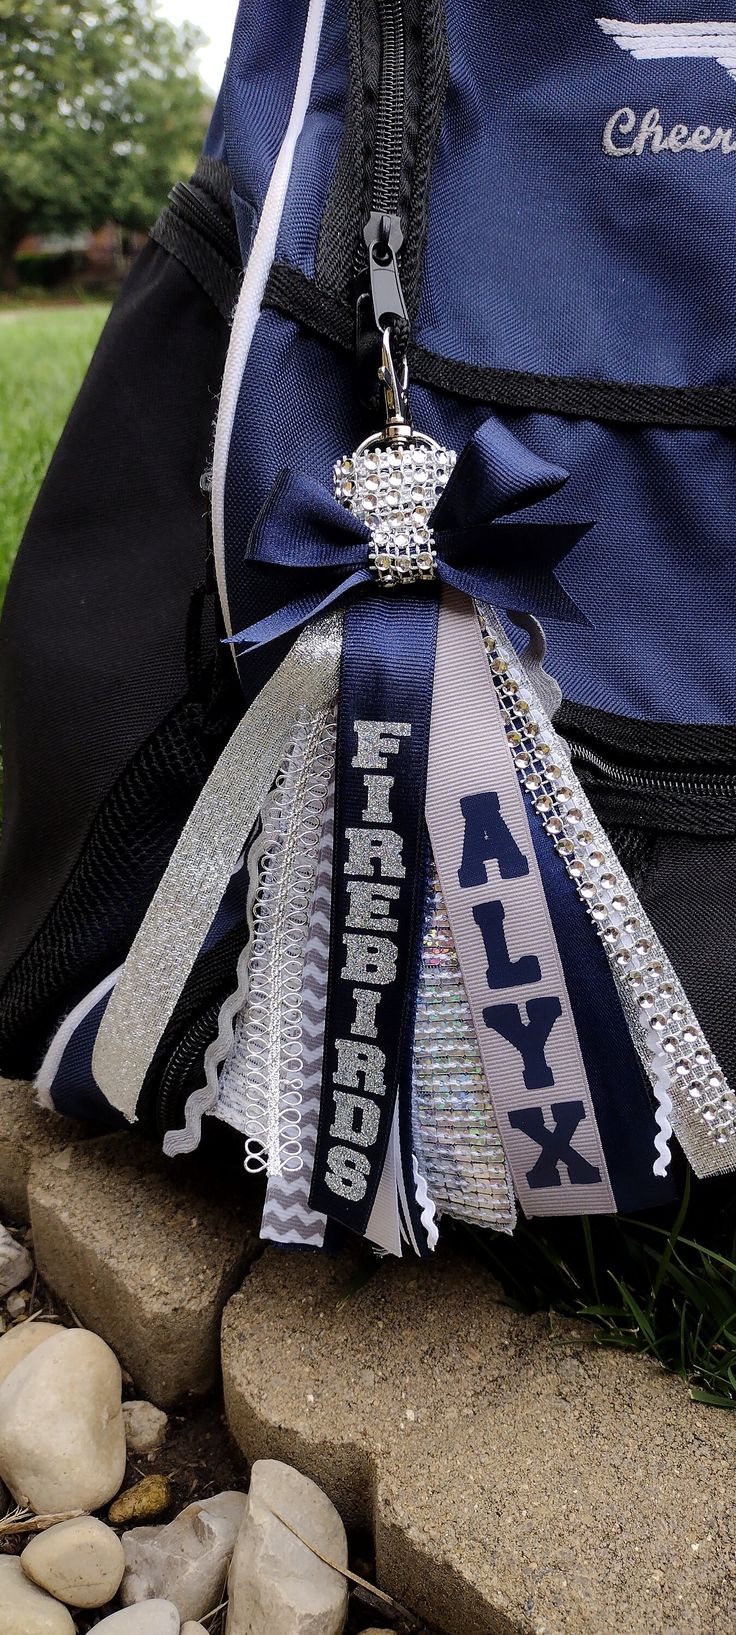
(260, 792), (334, 1246)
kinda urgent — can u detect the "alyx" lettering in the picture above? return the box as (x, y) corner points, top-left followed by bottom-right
(457, 789), (601, 1191)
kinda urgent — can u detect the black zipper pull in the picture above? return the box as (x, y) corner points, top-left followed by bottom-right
(358, 210), (411, 426)
(363, 210), (408, 331)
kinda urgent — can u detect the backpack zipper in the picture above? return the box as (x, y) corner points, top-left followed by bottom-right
(361, 1), (411, 353)
(565, 736), (736, 799)
(153, 998), (221, 1139)
(167, 180), (241, 266)
(372, 0), (406, 216)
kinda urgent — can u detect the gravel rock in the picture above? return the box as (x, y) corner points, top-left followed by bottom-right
(109, 1473), (173, 1525)
(0, 1320), (63, 1387)
(92, 1602), (181, 1633)
(0, 1556), (76, 1634)
(6, 1288), (30, 1317)
(0, 1225), (33, 1295)
(0, 1326), (126, 1513)
(22, 1515), (125, 1608)
(121, 1489), (246, 1620)
(122, 1398), (169, 1455)
(226, 1459), (348, 1635)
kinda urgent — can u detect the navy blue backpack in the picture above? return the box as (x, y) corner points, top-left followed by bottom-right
(2, 0), (735, 1255)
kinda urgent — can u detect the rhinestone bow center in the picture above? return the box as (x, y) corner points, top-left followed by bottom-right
(334, 436), (456, 589)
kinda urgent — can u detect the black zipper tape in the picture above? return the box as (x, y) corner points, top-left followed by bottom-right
(371, 0), (407, 217)
(316, 0), (448, 327)
(567, 740), (736, 800)
(556, 699), (736, 767)
(139, 915), (248, 1137)
(153, 997), (222, 1140)
(169, 180), (241, 265)
(556, 701), (736, 833)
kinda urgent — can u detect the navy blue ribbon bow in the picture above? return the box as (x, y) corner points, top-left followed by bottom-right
(229, 418), (591, 652)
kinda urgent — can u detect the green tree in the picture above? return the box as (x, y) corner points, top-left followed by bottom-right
(0, 0), (206, 285)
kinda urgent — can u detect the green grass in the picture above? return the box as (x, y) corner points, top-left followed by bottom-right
(0, 303), (110, 601)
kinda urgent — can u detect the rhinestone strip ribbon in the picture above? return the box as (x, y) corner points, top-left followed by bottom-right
(477, 603), (736, 1179)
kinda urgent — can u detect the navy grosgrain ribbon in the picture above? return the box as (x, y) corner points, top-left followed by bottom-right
(228, 419), (591, 655)
(231, 418), (592, 1245)
(308, 593), (440, 1244)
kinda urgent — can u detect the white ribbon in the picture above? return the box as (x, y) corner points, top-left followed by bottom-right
(426, 590), (616, 1217)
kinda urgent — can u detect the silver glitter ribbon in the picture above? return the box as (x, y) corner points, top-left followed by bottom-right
(92, 617), (341, 1122)
(163, 790), (274, 1159)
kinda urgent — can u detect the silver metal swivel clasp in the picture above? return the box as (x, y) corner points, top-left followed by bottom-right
(378, 324), (412, 442)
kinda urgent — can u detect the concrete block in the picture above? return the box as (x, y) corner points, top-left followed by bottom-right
(0, 1078), (89, 1224)
(29, 1133), (260, 1405)
(221, 1243), (736, 1635)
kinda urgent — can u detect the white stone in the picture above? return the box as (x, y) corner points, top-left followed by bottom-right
(122, 1398), (169, 1455)
(93, 1602), (181, 1633)
(0, 1320), (62, 1387)
(0, 1327), (126, 1512)
(0, 1224), (32, 1296)
(226, 1460), (348, 1635)
(22, 1515), (126, 1608)
(121, 1489), (247, 1621)
(0, 1556), (76, 1634)
(181, 1626), (209, 1635)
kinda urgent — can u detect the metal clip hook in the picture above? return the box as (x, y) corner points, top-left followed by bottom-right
(378, 325), (411, 440)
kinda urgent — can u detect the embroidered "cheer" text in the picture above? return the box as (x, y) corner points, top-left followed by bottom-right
(603, 105), (736, 154)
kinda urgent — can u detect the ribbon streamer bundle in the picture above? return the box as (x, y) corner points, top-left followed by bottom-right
(94, 336), (736, 1257)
